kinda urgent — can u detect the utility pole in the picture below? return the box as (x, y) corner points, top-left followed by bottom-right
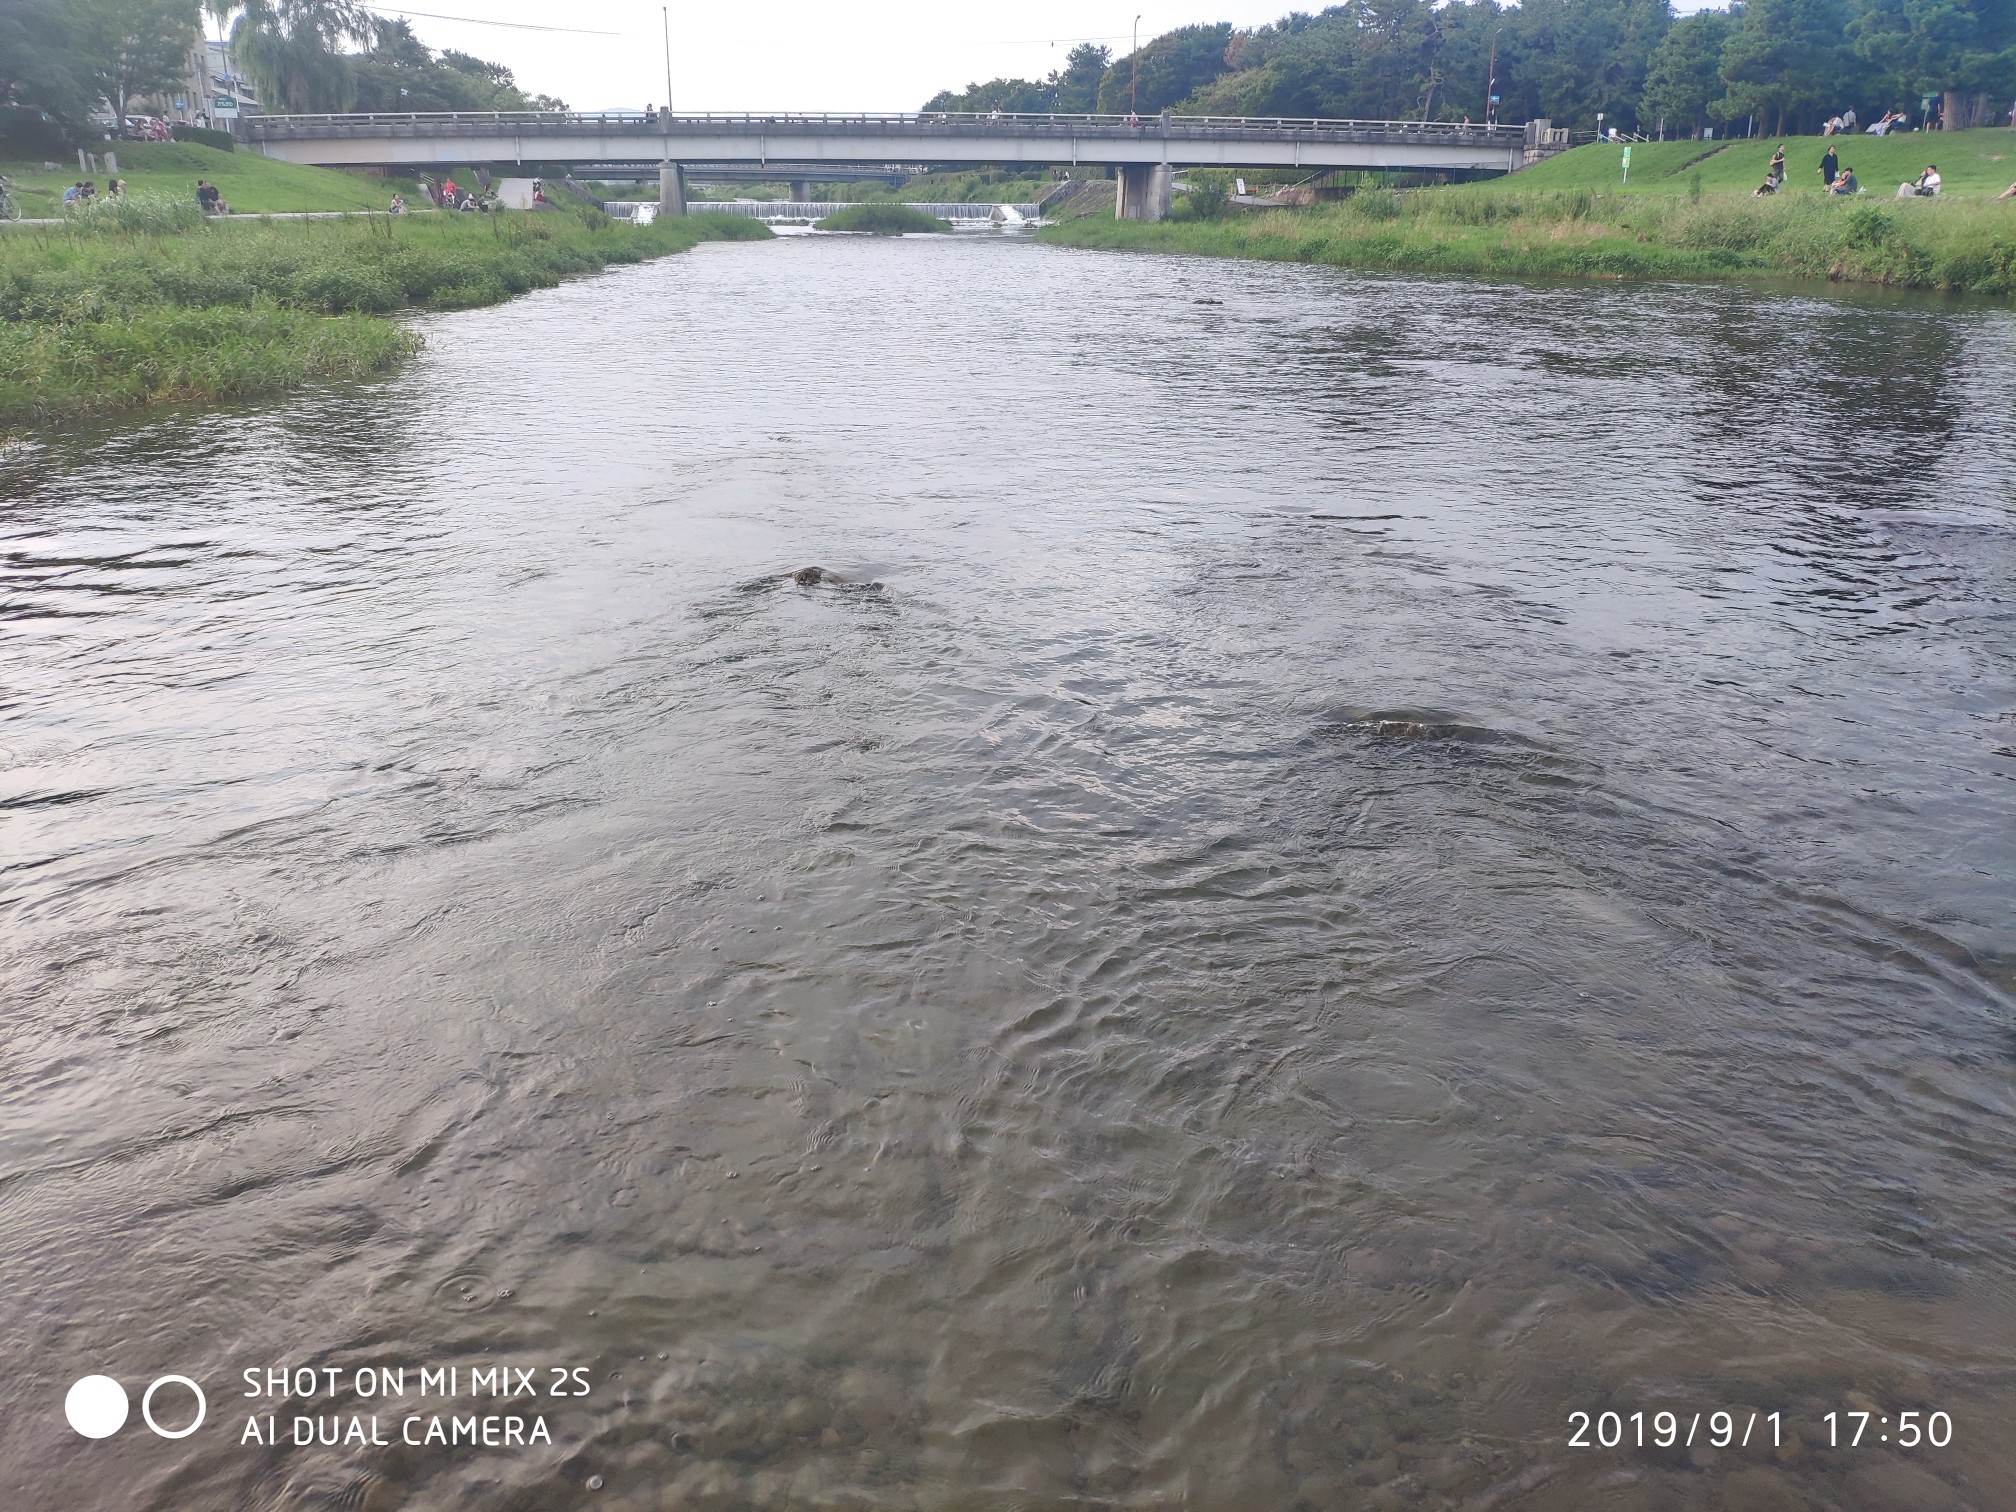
(1484, 28), (1500, 125)
(661, 7), (674, 116)
(1131, 15), (1141, 116)
(658, 6), (684, 217)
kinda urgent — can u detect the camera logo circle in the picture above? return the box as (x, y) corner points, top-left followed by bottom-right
(142, 1376), (206, 1439)
(64, 1377), (128, 1439)
(65, 1375), (206, 1440)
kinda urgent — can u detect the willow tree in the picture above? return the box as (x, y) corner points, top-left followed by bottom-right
(206, 0), (370, 113)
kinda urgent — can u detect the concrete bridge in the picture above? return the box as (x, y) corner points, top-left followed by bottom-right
(246, 110), (1558, 221)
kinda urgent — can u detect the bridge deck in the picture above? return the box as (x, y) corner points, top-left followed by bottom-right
(248, 110), (1537, 175)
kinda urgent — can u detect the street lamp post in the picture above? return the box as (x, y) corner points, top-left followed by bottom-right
(661, 7), (674, 116)
(1484, 27), (1501, 126)
(1131, 15), (1141, 117)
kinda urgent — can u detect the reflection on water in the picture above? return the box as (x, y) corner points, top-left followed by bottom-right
(2, 235), (2013, 1511)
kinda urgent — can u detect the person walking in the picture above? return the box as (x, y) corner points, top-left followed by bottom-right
(1768, 145), (1786, 190)
(1819, 144), (1838, 188)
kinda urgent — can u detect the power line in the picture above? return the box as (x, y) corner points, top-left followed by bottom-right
(358, 6), (620, 35)
(993, 33), (1142, 45)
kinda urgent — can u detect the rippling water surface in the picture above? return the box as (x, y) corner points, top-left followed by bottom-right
(3, 233), (2014, 1511)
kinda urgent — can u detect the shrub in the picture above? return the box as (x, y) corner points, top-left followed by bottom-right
(61, 192), (205, 236)
(282, 260), (403, 313)
(171, 124), (237, 152)
(1187, 179), (1230, 220)
(1841, 204), (1893, 250)
(815, 202), (945, 234)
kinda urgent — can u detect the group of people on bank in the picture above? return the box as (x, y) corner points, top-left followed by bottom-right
(1751, 144), (1997, 199)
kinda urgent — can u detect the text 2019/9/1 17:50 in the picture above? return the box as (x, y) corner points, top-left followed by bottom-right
(1567, 1410), (1954, 1450)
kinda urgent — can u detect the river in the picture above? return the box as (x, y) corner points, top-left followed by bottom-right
(3, 232), (2013, 1511)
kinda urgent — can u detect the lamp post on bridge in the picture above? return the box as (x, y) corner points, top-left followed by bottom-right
(658, 6), (686, 216)
(1484, 27), (1501, 127)
(1131, 15), (1141, 117)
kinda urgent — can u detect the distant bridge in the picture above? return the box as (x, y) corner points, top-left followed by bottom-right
(246, 110), (1561, 221)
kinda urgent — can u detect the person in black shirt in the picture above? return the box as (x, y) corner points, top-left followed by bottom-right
(1819, 146), (1838, 187)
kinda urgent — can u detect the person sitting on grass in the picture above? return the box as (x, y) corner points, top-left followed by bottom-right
(388, 193), (406, 215)
(2000, 180), (2016, 200)
(1829, 167), (1860, 195)
(1897, 165), (1940, 198)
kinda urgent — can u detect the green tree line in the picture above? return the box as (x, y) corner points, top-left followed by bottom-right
(924, 0), (2016, 136)
(1, 0), (562, 142)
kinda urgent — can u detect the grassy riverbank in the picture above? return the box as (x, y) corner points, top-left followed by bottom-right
(1493, 128), (2016, 199)
(1043, 184), (2016, 296)
(0, 209), (770, 429)
(1, 139), (425, 217)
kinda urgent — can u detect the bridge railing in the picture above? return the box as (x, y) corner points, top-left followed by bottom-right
(245, 110), (1529, 143)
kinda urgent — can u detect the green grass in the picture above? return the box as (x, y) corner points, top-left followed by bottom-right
(1497, 128), (2016, 199)
(0, 210), (772, 428)
(1040, 188), (2016, 297)
(814, 202), (945, 234)
(0, 305), (420, 426)
(2, 140), (424, 217)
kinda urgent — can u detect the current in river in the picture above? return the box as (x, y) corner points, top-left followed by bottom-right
(2, 232), (2013, 1510)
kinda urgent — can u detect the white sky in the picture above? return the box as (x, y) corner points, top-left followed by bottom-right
(249, 2), (1720, 116)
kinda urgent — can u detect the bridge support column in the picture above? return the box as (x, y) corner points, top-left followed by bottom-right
(790, 177), (812, 202)
(658, 160), (687, 217)
(1116, 163), (1173, 222)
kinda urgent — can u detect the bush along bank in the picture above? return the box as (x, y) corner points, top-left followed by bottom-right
(1040, 189), (2016, 297)
(0, 207), (772, 429)
(814, 203), (945, 234)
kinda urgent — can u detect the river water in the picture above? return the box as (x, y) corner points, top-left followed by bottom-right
(3, 233), (2013, 1511)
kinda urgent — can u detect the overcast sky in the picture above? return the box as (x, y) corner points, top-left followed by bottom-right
(231, 2), (1719, 116)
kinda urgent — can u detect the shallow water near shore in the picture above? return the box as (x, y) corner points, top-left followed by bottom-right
(3, 234), (2014, 1511)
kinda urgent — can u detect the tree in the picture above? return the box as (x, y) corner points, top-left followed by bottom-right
(1501, 0), (1671, 131)
(80, 0), (200, 126)
(1641, 9), (1736, 134)
(0, 0), (106, 135)
(1850, 0), (2016, 123)
(1055, 42), (1108, 113)
(1719, 0), (1858, 134)
(351, 18), (567, 112)
(208, 0), (371, 113)
(1096, 23), (1236, 114)
(921, 77), (1057, 113)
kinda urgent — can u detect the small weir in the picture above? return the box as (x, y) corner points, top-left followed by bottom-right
(673, 200), (1042, 223)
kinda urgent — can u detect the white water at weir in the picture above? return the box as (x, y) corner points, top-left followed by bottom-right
(649, 200), (1043, 222)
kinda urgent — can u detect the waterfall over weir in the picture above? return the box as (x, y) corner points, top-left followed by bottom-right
(621, 200), (1043, 223)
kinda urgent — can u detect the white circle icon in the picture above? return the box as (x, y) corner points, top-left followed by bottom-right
(141, 1376), (206, 1439)
(65, 1376), (130, 1439)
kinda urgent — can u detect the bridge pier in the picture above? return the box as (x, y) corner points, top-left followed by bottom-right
(1115, 163), (1173, 223)
(658, 160), (687, 217)
(790, 177), (812, 202)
